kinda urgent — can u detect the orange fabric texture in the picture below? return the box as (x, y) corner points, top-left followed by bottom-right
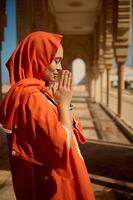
(0, 31), (62, 130)
(0, 31), (95, 199)
(6, 31), (63, 85)
(0, 78), (47, 130)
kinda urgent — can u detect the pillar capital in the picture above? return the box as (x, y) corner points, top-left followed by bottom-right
(113, 0), (131, 65)
(97, 57), (105, 72)
(103, 0), (114, 69)
(98, 67), (105, 73)
(97, 12), (106, 72)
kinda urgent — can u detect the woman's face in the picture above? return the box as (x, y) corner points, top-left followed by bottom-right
(42, 44), (63, 83)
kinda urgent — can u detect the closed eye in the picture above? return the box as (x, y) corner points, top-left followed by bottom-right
(54, 57), (62, 64)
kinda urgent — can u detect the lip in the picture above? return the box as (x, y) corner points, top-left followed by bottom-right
(53, 73), (59, 77)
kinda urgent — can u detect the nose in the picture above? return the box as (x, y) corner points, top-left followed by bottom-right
(57, 63), (62, 71)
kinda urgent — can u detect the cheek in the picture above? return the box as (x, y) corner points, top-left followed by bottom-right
(43, 68), (54, 79)
(49, 66), (56, 72)
(48, 62), (57, 72)
(41, 63), (56, 80)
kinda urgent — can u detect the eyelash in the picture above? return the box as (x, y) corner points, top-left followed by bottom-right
(55, 60), (61, 64)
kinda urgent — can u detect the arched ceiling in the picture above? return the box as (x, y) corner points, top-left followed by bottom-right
(48, 0), (102, 35)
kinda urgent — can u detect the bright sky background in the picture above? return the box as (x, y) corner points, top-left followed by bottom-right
(1, 0), (16, 83)
(72, 59), (86, 84)
(1, 0), (133, 84)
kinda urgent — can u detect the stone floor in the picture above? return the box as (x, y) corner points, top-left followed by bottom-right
(0, 85), (133, 199)
(0, 153), (16, 200)
(72, 85), (133, 199)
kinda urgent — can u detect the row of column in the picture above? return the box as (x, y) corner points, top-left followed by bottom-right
(90, 0), (131, 117)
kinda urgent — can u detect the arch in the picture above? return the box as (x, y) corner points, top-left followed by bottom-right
(72, 58), (86, 85)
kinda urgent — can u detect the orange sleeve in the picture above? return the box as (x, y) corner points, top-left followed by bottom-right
(72, 117), (86, 144)
(13, 91), (71, 176)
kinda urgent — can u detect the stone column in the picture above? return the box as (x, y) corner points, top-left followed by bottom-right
(99, 69), (104, 102)
(95, 75), (101, 103)
(16, 0), (32, 42)
(117, 63), (125, 115)
(89, 64), (96, 102)
(87, 57), (93, 98)
(47, 11), (57, 33)
(92, 22), (99, 102)
(89, 74), (93, 99)
(104, 0), (114, 107)
(106, 66), (112, 106)
(97, 12), (105, 103)
(91, 78), (95, 101)
(91, 65), (100, 103)
(16, 0), (51, 42)
(113, 0), (131, 117)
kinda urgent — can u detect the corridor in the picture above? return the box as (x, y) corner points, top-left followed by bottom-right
(0, 85), (133, 200)
(0, 0), (133, 199)
(73, 85), (133, 199)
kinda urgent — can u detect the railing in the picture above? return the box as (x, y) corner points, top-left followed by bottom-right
(102, 88), (133, 130)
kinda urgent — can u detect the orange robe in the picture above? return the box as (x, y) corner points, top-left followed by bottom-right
(4, 82), (95, 200)
(0, 31), (95, 199)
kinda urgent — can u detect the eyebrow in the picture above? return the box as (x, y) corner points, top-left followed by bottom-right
(54, 57), (63, 61)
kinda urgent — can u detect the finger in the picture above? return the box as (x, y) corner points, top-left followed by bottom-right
(58, 70), (65, 88)
(67, 71), (73, 89)
(70, 73), (73, 90)
(70, 80), (73, 91)
(67, 72), (72, 88)
(62, 71), (69, 87)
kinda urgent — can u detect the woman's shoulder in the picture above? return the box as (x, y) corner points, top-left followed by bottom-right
(28, 90), (49, 105)
(26, 90), (58, 119)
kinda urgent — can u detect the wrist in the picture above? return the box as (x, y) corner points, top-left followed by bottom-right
(58, 103), (70, 110)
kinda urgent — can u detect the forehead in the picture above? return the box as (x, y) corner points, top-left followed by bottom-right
(55, 45), (63, 58)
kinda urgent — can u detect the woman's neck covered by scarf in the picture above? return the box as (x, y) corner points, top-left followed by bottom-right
(0, 31), (63, 132)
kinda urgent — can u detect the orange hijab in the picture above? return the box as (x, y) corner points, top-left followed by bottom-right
(0, 31), (63, 131)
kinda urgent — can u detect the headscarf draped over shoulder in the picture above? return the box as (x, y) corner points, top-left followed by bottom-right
(0, 31), (63, 132)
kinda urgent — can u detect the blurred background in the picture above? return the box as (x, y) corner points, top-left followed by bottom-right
(0, 0), (133, 199)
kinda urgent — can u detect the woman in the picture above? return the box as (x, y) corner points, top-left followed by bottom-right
(0, 31), (95, 200)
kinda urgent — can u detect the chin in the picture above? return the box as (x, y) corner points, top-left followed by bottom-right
(50, 79), (56, 83)
(42, 76), (55, 84)
(50, 77), (56, 82)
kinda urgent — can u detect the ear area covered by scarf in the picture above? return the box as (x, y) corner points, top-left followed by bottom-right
(6, 31), (63, 85)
